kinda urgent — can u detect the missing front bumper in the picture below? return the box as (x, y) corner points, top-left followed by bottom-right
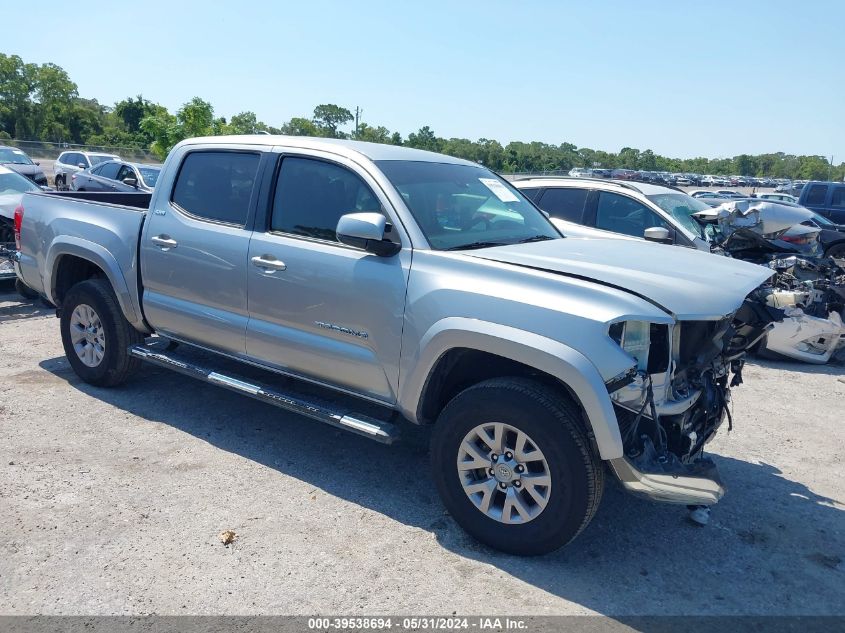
(609, 456), (725, 505)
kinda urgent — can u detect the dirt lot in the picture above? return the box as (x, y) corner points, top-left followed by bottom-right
(0, 280), (843, 616)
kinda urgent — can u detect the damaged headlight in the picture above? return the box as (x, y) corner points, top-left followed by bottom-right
(608, 320), (652, 372)
(606, 320), (673, 396)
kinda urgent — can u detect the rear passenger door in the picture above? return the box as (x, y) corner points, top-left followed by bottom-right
(245, 151), (411, 403)
(141, 147), (265, 356)
(535, 187), (591, 224)
(89, 162), (120, 191)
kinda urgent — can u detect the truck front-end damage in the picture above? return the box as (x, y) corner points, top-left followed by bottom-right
(604, 296), (780, 505)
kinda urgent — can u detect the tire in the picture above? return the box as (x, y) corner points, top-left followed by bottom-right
(60, 278), (144, 387)
(55, 175), (65, 190)
(430, 377), (604, 556)
(825, 243), (845, 260)
(15, 278), (40, 300)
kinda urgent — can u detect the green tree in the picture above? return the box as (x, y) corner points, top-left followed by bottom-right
(280, 116), (319, 136)
(228, 111), (268, 135)
(312, 104), (353, 138)
(406, 126), (443, 152)
(355, 122), (391, 144)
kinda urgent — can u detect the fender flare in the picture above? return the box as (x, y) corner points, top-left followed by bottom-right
(46, 236), (144, 328)
(399, 317), (624, 460)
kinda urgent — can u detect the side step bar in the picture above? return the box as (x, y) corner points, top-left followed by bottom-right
(128, 344), (400, 444)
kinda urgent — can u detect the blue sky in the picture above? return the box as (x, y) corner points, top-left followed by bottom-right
(5, 0), (843, 159)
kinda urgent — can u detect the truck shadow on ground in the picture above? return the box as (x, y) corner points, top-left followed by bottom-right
(0, 282), (54, 322)
(39, 353), (844, 617)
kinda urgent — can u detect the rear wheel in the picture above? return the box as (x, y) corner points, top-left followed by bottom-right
(430, 377), (603, 555)
(60, 278), (144, 386)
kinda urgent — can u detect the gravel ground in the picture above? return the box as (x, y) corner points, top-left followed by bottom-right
(0, 280), (843, 616)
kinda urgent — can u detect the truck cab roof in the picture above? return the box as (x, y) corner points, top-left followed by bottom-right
(176, 135), (478, 166)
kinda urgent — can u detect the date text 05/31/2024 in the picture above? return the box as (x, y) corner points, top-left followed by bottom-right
(307, 617), (528, 630)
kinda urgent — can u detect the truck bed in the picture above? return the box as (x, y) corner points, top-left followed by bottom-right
(15, 189), (150, 329)
(39, 190), (153, 210)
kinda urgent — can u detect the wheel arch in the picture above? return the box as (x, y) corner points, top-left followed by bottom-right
(46, 238), (145, 330)
(400, 318), (624, 460)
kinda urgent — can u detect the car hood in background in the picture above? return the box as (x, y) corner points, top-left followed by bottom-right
(4, 163), (44, 180)
(468, 238), (774, 320)
(0, 193), (23, 220)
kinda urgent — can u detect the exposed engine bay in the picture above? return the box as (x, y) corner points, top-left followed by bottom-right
(694, 199), (845, 364)
(607, 297), (779, 474)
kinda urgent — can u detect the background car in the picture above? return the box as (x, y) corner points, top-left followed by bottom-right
(798, 181), (845, 224)
(513, 177), (712, 251)
(0, 145), (47, 186)
(71, 160), (161, 192)
(756, 192), (798, 203)
(0, 164), (44, 283)
(54, 150), (121, 189)
(0, 163), (42, 239)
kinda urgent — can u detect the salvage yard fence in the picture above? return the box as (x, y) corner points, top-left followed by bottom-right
(1, 138), (157, 163)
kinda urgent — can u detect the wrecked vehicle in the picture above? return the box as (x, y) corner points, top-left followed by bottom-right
(16, 136), (777, 555)
(694, 200), (845, 364)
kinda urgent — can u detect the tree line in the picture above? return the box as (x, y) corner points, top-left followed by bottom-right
(1, 53), (842, 180)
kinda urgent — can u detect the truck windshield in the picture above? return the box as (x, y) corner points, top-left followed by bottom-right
(376, 160), (560, 250)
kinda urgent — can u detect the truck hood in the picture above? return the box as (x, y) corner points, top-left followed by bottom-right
(469, 237), (774, 320)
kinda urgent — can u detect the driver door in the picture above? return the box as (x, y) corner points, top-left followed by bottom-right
(245, 151), (411, 404)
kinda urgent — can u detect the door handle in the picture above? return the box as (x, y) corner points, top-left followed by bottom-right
(151, 235), (178, 250)
(251, 255), (286, 271)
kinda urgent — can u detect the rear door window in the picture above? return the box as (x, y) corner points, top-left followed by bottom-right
(595, 192), (669, 238)
(537, 187), (589, 223)
(99, 162), (121, 180)
(830, 186), (845, 208)
(171, 151), (260, 226)
(270, 156), (383, 242)
(804, 184), (828, 206)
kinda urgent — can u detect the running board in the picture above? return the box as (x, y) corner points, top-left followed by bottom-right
(128, 344), (400, 444)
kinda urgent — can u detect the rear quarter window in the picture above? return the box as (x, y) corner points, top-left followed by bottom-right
(171, 151), (260, 226)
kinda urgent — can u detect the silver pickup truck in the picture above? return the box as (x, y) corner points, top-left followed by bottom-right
(15, 136), (777, 555)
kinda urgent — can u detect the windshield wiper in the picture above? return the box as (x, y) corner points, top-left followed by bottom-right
(516, 235), (555, 244)
(446, 241), (507, 251)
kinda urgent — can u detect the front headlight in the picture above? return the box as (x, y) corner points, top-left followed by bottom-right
(609, 320), (651, 372)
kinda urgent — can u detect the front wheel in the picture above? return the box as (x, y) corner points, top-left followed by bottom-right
(60, 278), (144, 386)
(430, 378), (603, 555)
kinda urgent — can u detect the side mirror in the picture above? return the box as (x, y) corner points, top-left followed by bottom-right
(337, 212), (400, 256)
(78, 163), (87, 169)
(35, 161), (40, 166)
(122, 177), (139, 188)
(644, 226), (672, 244)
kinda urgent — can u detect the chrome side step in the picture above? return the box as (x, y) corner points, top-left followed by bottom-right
(128, 344), (400, 444)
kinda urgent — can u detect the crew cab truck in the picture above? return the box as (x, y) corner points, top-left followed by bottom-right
(15, 136), (775, 555)
(798, 181), (845, 225)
